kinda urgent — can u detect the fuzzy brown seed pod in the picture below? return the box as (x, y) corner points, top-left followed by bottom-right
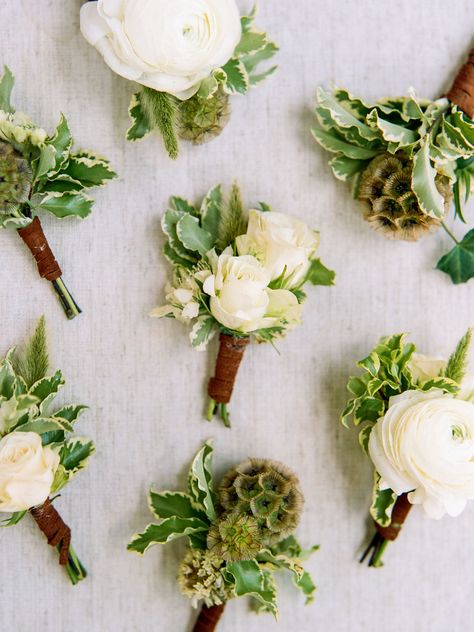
(357, 152), (452, 241)
(178, 89), (231, 145)
(0, 140), (32, 215)
(216, 458), (304, 548)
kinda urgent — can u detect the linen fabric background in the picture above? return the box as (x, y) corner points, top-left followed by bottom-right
(1, 1), (474, 631)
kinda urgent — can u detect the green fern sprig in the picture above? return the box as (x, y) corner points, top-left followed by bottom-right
(216, 183), (247, 251)
(140, 88), (179, 160)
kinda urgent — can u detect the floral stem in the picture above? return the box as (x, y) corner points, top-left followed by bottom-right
(206, 398), (217, 421)
(441, 221), (459, 244)
(193, 604), (226, 632)
(360, 531), (389, 567)
(51, 278), (82, 320)
(63, 544), (87, 585)
(220, 403), (230, 428)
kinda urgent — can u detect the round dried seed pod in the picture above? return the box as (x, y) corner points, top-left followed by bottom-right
(0, 140), (32, 215)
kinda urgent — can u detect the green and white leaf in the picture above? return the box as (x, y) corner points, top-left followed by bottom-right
(225, 560), (277, 616)
(127, 92), (152, 141)
(127, 516), (209, 554)
(187, 441), (217, 521)
(221, 59), (249, 95)
(189, 316), (216, 351)
(176, 214), (214, 256)
(412, 139), (446, 219)
(36, 192), (93, 219)
(148, 490), (208, 522)
(370, 472), (397, 527)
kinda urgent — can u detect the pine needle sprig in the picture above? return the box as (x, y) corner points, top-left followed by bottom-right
(12, 316), (49, 388)
(216, 183), (247, 250)
(445, 328), (473, 384)
(140, 88), (179, 160)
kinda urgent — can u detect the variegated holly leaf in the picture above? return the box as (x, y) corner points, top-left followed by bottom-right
(225, 560), (277, 616)
(176, 214), (214, 256)
(128, 516), (209, 554)
(148, 490), (208, 523)
(190, 317), (216, 350)
(127, 92), (152, 141)
(187, 441), (217, 521)
(370, 472), (397, 527)
(35, 192), (93, 219)
(200, 184), (223, 239)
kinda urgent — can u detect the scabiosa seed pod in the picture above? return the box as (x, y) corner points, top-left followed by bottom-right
(207, 513), (261, 562)
(358, 152), (452, 241)
(178, 89), (231, 145)
(217, 458), (304, 547)
(0, 140), (32, 215)
(177, 549), (234, 608)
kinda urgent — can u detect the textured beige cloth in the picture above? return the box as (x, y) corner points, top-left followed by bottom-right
(1, 1), (474, 631)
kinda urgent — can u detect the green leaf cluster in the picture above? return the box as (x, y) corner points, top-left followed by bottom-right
(313, 86), (474, 283)
(128, 442), (316, 616)
(0, 319), (93, 524)
(0, 66), (116, 230)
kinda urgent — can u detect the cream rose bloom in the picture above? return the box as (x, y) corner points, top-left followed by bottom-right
(368, 389), (474, 519)
(236, 210), (319, 287)
(80, 0), (242, 100)
(0, 432), (59, 513)
(409, 353), (474, 401)
(202, 249), (301, 333)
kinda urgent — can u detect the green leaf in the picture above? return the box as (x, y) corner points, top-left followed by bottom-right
(241, 42), (279, 75)
(445, 329), (472, 384)
(163, 242), (195, 269)
(248, 65), (278, 87)
(127, 517), (209, 554)
(200, 184), (222, 239)
(169, 197), (197, 215)
(162, 209), (199, 263)
(38, 193), (93, 219)
(370, 473), (397, 527)
(52, 405), (88, 425)
(311, 127), (378, 160)
(60, 438), (95, 471)
(0, 66), (14, 112)
(367, 109), (418, 147)
(316, 88), (379, 141)
(225, 560), (277, 616)
(190, 317), (216, 350)
(176, 214), (214, 256)
(30, 371), (64, 408)
(17, 417), (73, 434)
(62, 155), (116, 188)
(304, 259), (335, 286)
(358, 424), (373, 454)
(127, 92), (152, 141)
(412, 140), (446, 219)
(222, 59), (249, 95)
(148, 490), (208, 522)
(328, 155), (368, 181)
(1, 511), (26, 527)
(437, 229), (474, 284)
(241, 6), (257, 33)
(46, 114), (73, 171)
(235, 31), (267, 56)
(188, 441), (217, 521)
(35, 145), (57, 179)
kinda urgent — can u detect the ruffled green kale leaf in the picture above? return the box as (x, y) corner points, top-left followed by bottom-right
(437, 228), (474, 284)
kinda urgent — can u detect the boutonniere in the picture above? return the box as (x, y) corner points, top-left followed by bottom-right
(0, 318), (94, 583)
(313, 47), (474, 284)
(80, 2), (277, 159)
(151, 183), (335, 425)
(342, 329), (474, 567)
(128, 442), (317, 631)
(0, 67), (116, 319)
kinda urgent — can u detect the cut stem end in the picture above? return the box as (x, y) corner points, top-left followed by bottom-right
(52, 278), (81, 320)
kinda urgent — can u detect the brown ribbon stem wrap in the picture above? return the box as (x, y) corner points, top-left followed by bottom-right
(447, 48), (474, 119)
(193, 604), (226, 632)
(29, 498), (71, 565)
(208, 334), (250, 404)
(17, 216), (62, 281)
(374, 493), (412, 541)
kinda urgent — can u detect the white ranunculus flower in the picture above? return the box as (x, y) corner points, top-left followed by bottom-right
(368, 389), (474, 519)
(409, 352), (474, 401)
(80, 0), (242, 100)
(0, 432), (59, 513)
(236, 210), (319, 287)
(202, 248), (301, 333)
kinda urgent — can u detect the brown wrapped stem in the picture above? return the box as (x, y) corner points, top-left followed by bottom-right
(375, 493), (412, 541)
(193, 604), (226, 632)
(208, 334), (250, 404)
(447, 48), (474, 119)
(18, 216), (62, 281)
(29, 498), (71, 565)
